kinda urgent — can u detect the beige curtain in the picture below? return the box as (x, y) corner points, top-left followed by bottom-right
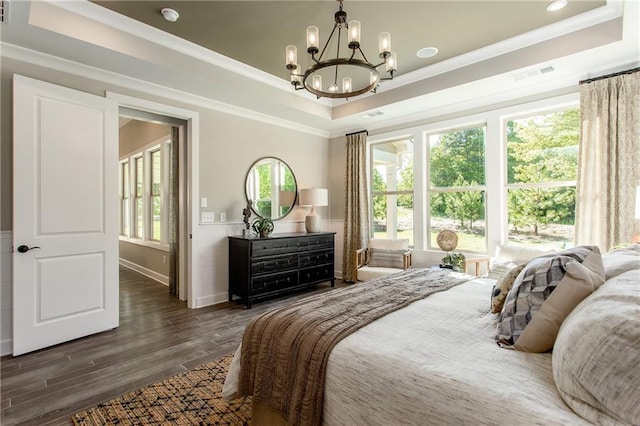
(168, 126), (180, 295)
(343, 131), (370, 282)
(575, 70), (640, 251)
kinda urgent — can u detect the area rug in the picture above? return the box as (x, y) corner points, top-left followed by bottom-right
(72, 354), (251, 425)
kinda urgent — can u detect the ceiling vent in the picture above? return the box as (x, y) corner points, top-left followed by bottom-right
(511, 66), (555, 82)
(1, 1), (9, 23)
(360, 110), (385, 119)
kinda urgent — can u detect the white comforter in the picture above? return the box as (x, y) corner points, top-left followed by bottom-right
(224, 278), (588, 425)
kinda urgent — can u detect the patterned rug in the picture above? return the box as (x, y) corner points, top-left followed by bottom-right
(72, 354), (251, 425)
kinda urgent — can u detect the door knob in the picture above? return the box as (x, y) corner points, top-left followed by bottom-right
(17, 245), (41, 253)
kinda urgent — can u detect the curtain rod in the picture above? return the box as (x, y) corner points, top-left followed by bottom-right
(579, 67), (640, 85)
(345, 130), (368, 137)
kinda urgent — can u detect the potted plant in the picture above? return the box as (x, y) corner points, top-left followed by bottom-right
(251, 217), (274, 238)
(441, 252), (466, 272)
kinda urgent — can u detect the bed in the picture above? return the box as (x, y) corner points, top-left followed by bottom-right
(223, 245), (640, 426)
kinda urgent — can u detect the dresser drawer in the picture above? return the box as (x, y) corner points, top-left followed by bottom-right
(252, 272), (298, 294)
(299, 249), (334, 268)
(252, 238), (298, 257)
(299, 264), (334, 285)
(298, 235), (334, 252)
(251, 255), (298, 275)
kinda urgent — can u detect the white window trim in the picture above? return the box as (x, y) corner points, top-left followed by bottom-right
(370, 139), (415, 242)
(426, 123), (488, 254)
(119, 134), (171, 251)
(368, 92), (579, 257)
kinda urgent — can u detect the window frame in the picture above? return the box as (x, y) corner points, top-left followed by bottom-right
(365, 92), (580, 257)
(502, 106), (579, 248)
(426, 123), (488, 254)
(119, 136), (171, 251)
(369, 138), (415, 244)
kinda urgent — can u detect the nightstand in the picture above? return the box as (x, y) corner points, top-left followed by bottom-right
(464, 257), (490, 276)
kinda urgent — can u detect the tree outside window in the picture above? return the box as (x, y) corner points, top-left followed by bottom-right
(120, 161), (130, 236)
(150, 149), (162, 241)
(371, 139), (414, 245)
(134, 156), (144, 238)
(506, 109), (578, 249)
(428, 126), (486, 252)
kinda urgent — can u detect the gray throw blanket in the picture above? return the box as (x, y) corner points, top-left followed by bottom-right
(237, 268), (472, 426)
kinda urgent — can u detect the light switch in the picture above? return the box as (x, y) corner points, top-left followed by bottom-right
(201, 197), (208, 208)
(220, 212), (227, 222)
(201, 212), (214, 223)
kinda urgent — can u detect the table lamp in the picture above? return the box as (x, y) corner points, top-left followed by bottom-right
(299, 188), (328, 233)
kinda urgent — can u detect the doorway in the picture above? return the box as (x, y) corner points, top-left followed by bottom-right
(117, 110), (185, 297)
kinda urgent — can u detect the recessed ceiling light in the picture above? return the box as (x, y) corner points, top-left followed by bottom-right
(546, 0), (568, 12)
(417, 47), (439, 59)
(161, 8), (179, 22)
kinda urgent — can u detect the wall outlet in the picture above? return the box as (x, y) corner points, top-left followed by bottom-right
(201, 197), (208, 208)
(201, 212), (214, 223)
(220, 212), (227, 222)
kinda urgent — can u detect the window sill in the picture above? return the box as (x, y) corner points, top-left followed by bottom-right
(119, 236), (169, 252)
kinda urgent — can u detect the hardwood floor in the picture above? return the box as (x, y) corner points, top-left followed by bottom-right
(0, 266), (344, 425)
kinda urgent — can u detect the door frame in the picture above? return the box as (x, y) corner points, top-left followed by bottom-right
(108, 92), (199, 308)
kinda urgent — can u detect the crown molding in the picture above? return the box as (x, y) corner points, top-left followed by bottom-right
(1, 42), (330, 138)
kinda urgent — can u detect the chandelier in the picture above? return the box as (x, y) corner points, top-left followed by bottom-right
(285, 0), (397, 99)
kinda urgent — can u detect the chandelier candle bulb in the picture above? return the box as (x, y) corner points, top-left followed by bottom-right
(343, 77), (352, 93)
(379, 32), (391, 55)
(306, 26), (319, 51)
(285, 45), (297, 68)
(386, 51), (397, 72)
(313, 75), (323, 90)
(348, 20), (361, 46)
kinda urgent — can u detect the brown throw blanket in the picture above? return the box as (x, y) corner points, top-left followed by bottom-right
(237, 268), (472, 426)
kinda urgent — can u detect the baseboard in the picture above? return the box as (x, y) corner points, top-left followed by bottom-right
(119, 259), (169, 286)
(195, 292), (229, 308)
(1, 338), (11, 356)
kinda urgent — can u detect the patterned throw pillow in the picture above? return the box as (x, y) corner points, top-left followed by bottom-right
(490, 263), (526, 314)
(495, 245), (605, 352)
(368, 248), (406, 269)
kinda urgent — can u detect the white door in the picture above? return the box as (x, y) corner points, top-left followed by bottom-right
(12, 75), (119, 355)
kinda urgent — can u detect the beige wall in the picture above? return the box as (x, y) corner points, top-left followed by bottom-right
(198, 110), (330, 224)
(120, 120), (171, 157)
(119, 241), (169, 277)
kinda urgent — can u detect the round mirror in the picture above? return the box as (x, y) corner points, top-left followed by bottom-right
(245, 157), (297, 220)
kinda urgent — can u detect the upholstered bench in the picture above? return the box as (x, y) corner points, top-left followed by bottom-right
(354, 238), (412, 282)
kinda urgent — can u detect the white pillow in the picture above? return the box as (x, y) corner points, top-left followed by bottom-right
(553, 270), (640, 425)
(602, 244), (640, 280)
(494, 244), (555, 263)
(368, 238), (409, 251)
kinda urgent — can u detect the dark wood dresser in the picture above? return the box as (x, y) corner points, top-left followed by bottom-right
(228, 232), (335, 308)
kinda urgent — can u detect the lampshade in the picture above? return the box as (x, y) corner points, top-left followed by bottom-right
(299, 188), (328, 207)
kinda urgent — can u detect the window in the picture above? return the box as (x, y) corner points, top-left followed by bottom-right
(367, 93), (579, 256)
(505, 108), (578, 249)
(120, 161), (130, 236)
(150, 149), (162, 241)
(428, 125), (486, 252)
(371, 139), (414, 245)
(120, 139), (171, 248)
(134, 156), (144, 238)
